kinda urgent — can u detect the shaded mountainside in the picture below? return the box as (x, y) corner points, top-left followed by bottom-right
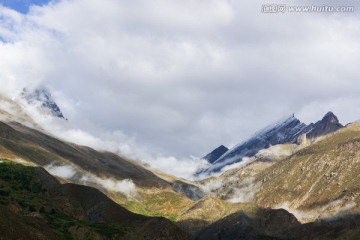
(196, 208), (300, 240)
(196, 208), (360, 240)
(0, 160), (190, 240)
(201, 112), (343, 174)
(202, 145), (229, 164)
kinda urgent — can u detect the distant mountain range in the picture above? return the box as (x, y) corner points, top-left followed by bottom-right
(200, 111), (343, 174)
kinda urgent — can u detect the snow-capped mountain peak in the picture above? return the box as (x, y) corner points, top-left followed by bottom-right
(20, 87), (65, 119)
(199, 112), (343, 175)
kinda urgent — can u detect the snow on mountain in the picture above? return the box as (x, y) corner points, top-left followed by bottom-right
(200, 112), (343, 175)
(20, 87), (66, 119)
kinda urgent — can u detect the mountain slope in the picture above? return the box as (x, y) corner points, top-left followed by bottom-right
(0, 160), (190, 240)
(0, 120), (168, 188)
(196, 208), (300, 240)
(252, 121), (360, 221)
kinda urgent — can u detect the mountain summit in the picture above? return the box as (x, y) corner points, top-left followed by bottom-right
(322, 111), (340, 124)
(21, 87), (66, 119)
(307, 111), (343, 139)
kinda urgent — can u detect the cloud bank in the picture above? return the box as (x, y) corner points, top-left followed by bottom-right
(1, 0), (360, 179)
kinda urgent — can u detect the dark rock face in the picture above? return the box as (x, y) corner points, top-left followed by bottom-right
(307, 111), (343, 139)
(201, 112), (343, 175)
(202, 145), (229, 164)
(21, 87), (65, 119)
(172, 180), (206, 201)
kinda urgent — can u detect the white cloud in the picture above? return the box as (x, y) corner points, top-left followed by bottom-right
(44, 163), (137, 197)
(227, 177), (261, 203)
(44, 163), (77, 179)
(146, 156), (209, 179)
(200, 178), (223, 193)
(1, 0), (360, 179)
(80, 175), (137, 197)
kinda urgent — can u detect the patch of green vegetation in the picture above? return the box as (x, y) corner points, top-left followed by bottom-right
(124, 200), (177, 222)
(124, 200), (155, 216)
(0, 159), (43, 193)
(144, 192), (182, 206)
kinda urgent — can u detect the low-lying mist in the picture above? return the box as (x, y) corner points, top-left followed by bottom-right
(227, 176), (261, 203)
(44, 163), (137, 198)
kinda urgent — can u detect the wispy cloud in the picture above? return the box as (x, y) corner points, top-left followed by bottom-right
(44, 163), (76, 179)
(44, 163), (137, 198)
(227, 177), (261, 203)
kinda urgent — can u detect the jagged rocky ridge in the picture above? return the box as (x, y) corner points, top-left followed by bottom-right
(201, 112), (343, 174)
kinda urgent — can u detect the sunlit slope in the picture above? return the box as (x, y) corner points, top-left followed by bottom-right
(254, 121), (360, 220)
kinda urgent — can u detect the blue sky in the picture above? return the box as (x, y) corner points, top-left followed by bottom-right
(1, 0), (51, 13)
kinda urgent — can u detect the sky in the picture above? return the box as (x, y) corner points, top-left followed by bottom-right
(0, 0), (51, 13)
(0, 0), (360, 178)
